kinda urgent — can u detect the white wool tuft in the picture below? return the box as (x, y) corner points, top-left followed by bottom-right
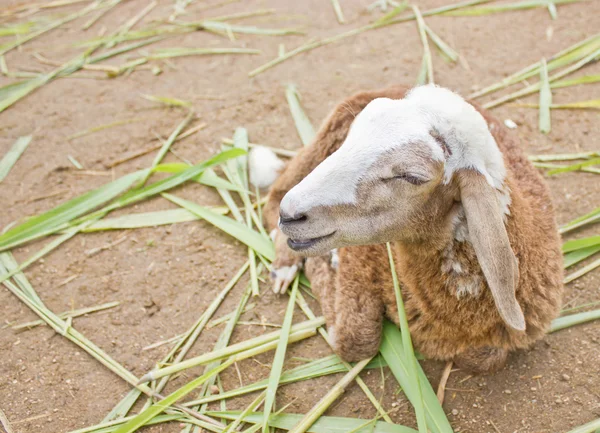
(249, 146), (285, 189)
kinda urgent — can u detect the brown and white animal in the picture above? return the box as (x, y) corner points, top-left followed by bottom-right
(259, 85), (563, 373)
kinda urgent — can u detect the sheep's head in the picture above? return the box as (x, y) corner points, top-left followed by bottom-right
(279, 85), (526, 331)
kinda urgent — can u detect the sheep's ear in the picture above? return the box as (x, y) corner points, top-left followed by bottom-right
(457, 169), (526, 332)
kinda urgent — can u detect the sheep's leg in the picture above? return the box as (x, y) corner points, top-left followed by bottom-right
(454, 346), (508, 374)
(305, 245), (386, 363)
(265, 87), (409, 295)
(304, 255), (337, 329)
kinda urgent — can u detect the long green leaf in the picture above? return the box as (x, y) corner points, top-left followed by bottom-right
(82, 208), (227, 232)
(564, 245), (600, 268)
(539, 58), (551, 133)
(285, 84), (316, 147)
(386, 244), (427, 433)
(113, 361), (232, 433)
(209, 411), (418, 433)
(560, 206), (600, 233)
(154, 164), (242, 191)
(263, 277), (299, 432)
(163, 193), (274, 260)
(564, 417), (600, 433)
(0, 135), (32, 182)
(380, 322), (453, 433)
(550, 309), (600, 332)
(547, 158), (600, 175)
(562, 235), (600, 253)
(0, 170), (147, 252)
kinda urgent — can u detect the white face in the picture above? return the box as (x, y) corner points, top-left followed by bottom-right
(278, 97), (448, 255)
(278, 85), (508, 256)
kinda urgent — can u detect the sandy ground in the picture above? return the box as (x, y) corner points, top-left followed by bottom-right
(1, 0), (599, 432)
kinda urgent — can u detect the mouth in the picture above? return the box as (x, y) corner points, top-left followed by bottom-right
(287, 231), (336, 251)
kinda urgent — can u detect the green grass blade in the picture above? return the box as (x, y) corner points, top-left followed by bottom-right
(424, 24), (458, 62)
(563, 417), (600, 433)
(141, 110), (195, 185)
(529, 152), (600, 162)
(263, 276), (300, 432)
(563, 236), (600, 253)
(198, 21), (304, 36)
(547, 158), (600, 175)
(564, 255), (600, 284)
(113, 361), (232, 433)
(138, 318), (324, 383)
(564, 245), (600, 268)
(149, 47), (260, 59)
(550, 309), (600, 332)
(539, 59), (552, 133)
(285, 84), (316, 147)
(0, 135), (32, 182)
(141, 94), (192, 107)
(551, 74), (600, 89)
(560, 206), (600, 234)
(289, 357), (373, 433)
(413, 5), (434, 85)
(442, 0), (584, 16)
(154, 164), (241, 191)
(163, 193), (274, 260)
(105, 149), (244, 212)
(0, 170), (146, 252)
(209, 411), (418, 433)
(82, 207), (227, 232)
(386, 244), (428, 433)
(380, 322), (453, 433)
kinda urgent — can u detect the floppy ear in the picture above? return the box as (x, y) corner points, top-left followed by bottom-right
(457, 169), (526, 332)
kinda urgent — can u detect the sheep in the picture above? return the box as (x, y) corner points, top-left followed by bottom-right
(261, 84), (564, 373)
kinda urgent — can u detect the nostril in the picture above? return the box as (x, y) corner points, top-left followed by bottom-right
(279, 210), (307, 224)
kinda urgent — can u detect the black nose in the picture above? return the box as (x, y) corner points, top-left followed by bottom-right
(279, 209), (307, 225)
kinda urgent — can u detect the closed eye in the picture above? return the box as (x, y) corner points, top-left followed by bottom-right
(384, 173), (429, 185)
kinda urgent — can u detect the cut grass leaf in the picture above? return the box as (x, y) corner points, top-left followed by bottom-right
(564, 417), (600, 433)
(560, 206), (600, 234)
(113, 361), (231, 433)
(163, 193), (275, 261)
(67, 117), (146, 141)
(285, 84), (316, 147)
(289, 357), (373, 433)
(380, 322), (453, 433)
(471, 34), (600, 99)
(331, 0), (346, 23)
(564, 255), (600, 284)
(141, 94), (192, 107)
(515, 99), (600, 110)
(210, 411), (418, 433)
(82, 207), (227, 232)
(551, 74), (600, 89)
(154, 164), (241, 191)
(563, 236), (600, 253)
(138, 317), (324, 383)
(248, 0), (490, 77)
(0, 170), (147, 252)
(546, 158), (600, 175)
(413, 5), (434, 85)
(263, 276), (299, 432)
(149, 47), (261, 59)
(539, 58), (552, 134)
(563, 245), (600, 268)
(550, 309), (600, 332)
(0, 1), (101, 56)
(193, 20), (304, 36)
(141, 109), (195, 185)
(0, 135), (32, 182)
(386, 244), (427, 433)
(442, 0), (586, 16)
(424, 23), (459, 63)
(12, 301), (120, 330)
(529, 151), (600, 162)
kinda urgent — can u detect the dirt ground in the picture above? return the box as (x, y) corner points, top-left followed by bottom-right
(1, 0), (600, 432)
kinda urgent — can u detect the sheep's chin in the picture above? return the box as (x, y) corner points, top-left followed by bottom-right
(287, 231), (338, 256)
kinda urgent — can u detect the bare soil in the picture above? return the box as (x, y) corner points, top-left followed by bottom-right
(1, 1), (599, 433)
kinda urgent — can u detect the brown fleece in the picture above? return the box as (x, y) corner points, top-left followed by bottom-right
(266, 86), (564, 373)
